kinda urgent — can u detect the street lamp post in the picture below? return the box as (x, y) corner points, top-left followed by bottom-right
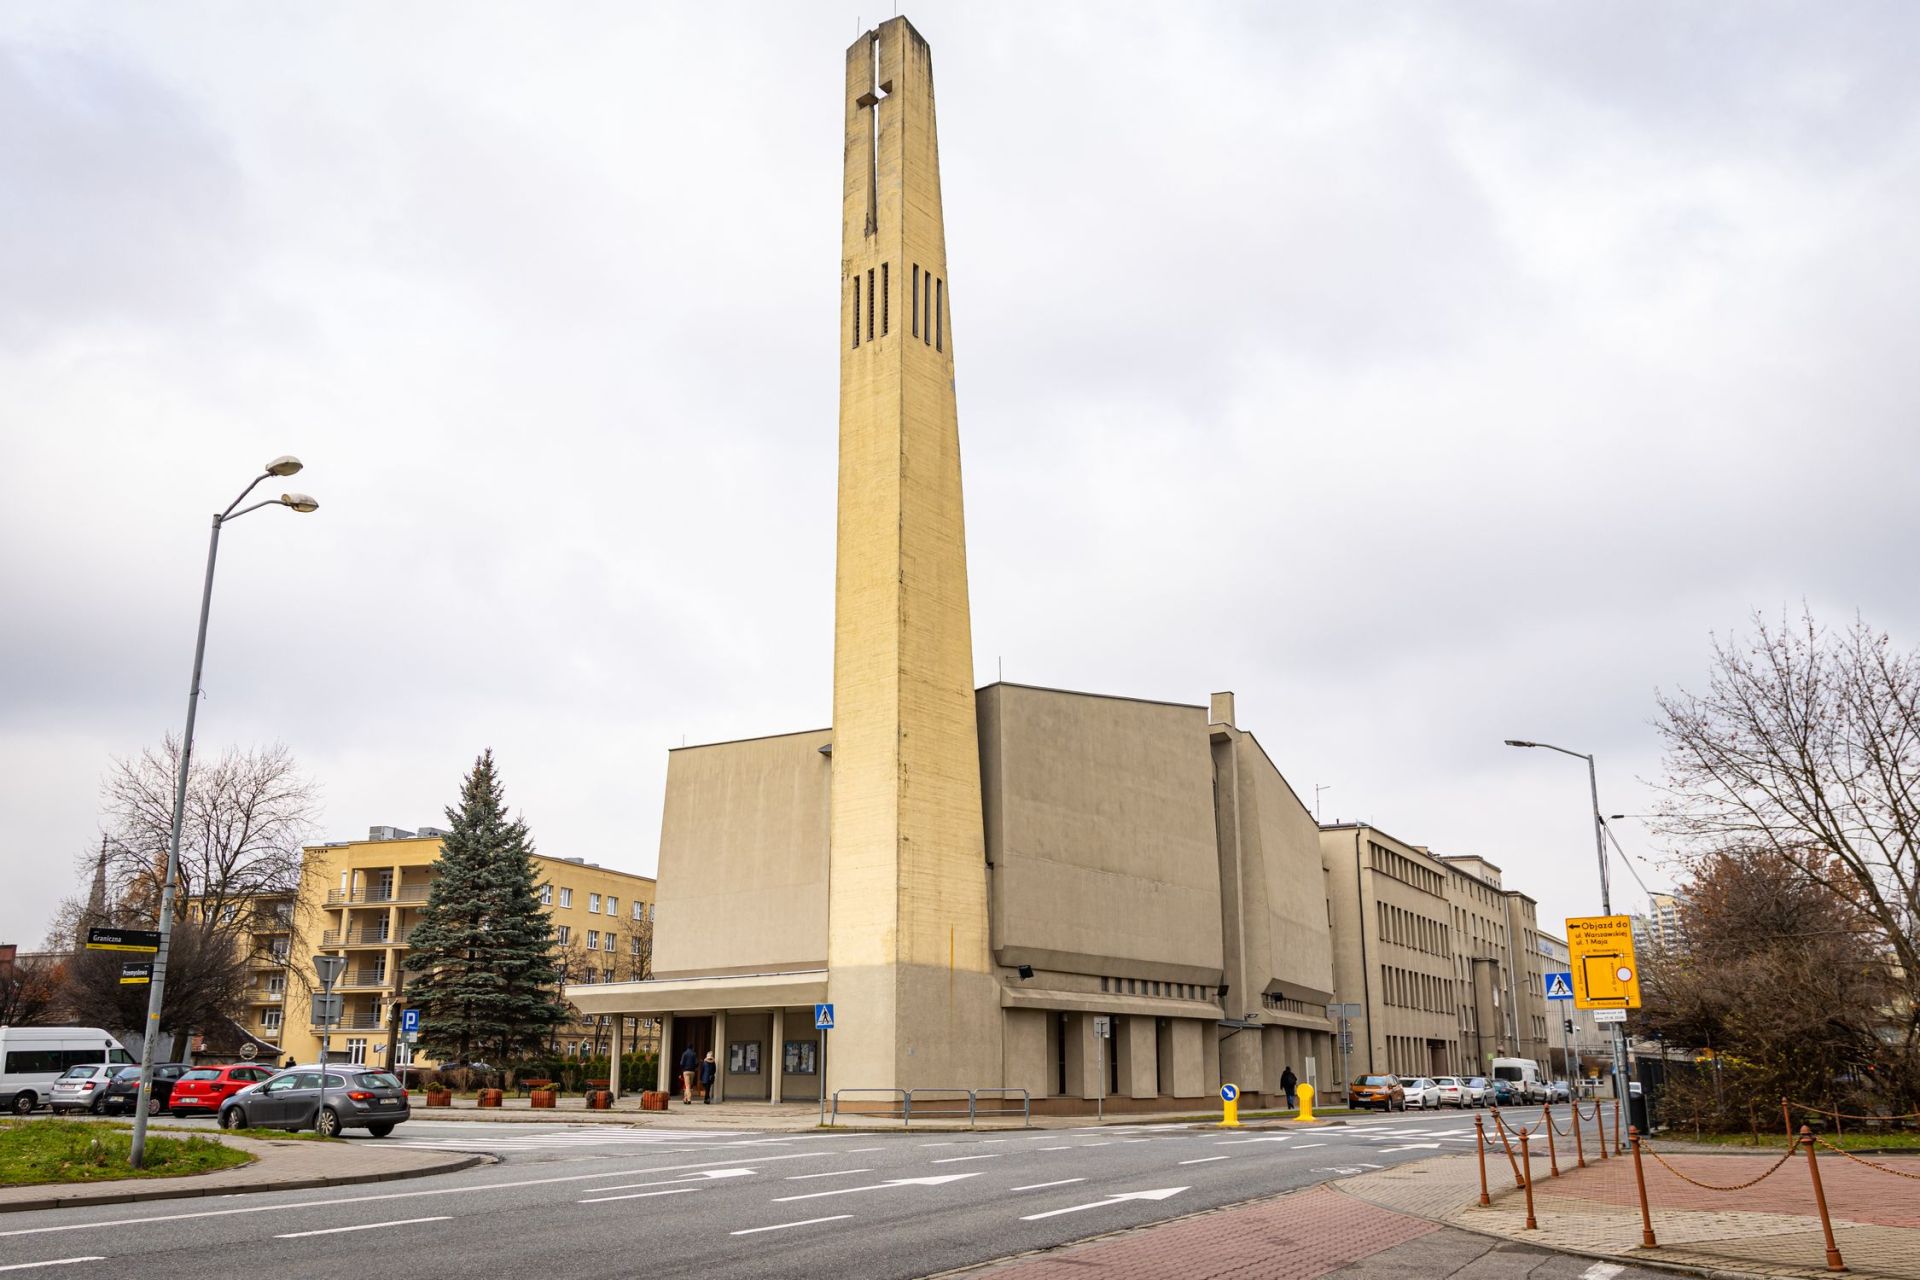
(1504, 738), (1632, 1147)
(128, 458), (319, 1170)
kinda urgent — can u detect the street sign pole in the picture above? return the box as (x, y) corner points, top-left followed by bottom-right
(313, 954), (346, 1068)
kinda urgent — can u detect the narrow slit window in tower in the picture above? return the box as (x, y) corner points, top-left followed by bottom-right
(852, 276), (861, 348)
(923, 271), (932, 345)
(881, 263), (889, 335)
(911, 265), (920, 337)
(866, 269), (875, 341)
(935, 277), (944, 352)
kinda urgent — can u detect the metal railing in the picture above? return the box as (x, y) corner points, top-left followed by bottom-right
(318, 925), (415, 947)
(828, 1087), (1031, 1128)
(324, 885), (430, 906)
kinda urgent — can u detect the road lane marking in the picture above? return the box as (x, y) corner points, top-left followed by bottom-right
(774, 1173), (981, 1203)
(784, 1168), (874, 1180)
(1036, 1145), (1073, 1151)
(0, 1262), (105, 1274)
(1294, 1143), (1327, 1148)
(930, 1154), (1001, 1163)
(276, 1216), (451, 1238)
(1009, 1179), (1084, 1191)
(919, 1141), (959, 1147)
(842, 1147), (883, 1153)
(730, 1215), (852, 1236)
(1120, 1138), (1152, 1143)
(0, 1152), (839, 1239)
(978, 1139), (1008, 1144)
(582, 1169), (757, 1193)
(1581, 1266), (1625, 1280)
(1077, 1141), (1112, 1147)
(579, 1187), (702, 1204)
(1020, 1187), (1187, 1221)
(1178, 1156), (1229, 1165)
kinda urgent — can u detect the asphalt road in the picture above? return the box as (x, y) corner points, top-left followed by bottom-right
(1, 1105), (1617, 1280)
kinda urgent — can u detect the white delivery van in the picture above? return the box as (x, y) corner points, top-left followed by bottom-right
(1490, 1056), (1546, 1105)
(0, 1027), (133, 1115)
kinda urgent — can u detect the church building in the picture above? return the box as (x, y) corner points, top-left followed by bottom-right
(566, 15), (1336, 1112)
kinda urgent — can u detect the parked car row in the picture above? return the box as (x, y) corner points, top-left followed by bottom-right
(1350, 1071), (1590, 1111)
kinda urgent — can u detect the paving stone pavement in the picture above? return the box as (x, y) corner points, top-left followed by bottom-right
(1339, 1146), (1920, 1279)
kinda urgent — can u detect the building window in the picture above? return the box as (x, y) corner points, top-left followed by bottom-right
(631, 936), (643, 957)
(935, 277), (944, 352)
(589, 893), (601, 914)
(632, 901), (644, 920)
(881, 263), (889, 335)
(540, 885), (552, 905)
(267, 973), (285, 994)
(606, 897), (617, 917)
(602, 969), (614, 984)
(587, 930), (600, 951)
(912, 265), (920, 336)
(262, 1009), (282, 1032)
(867, 268), (875, 341)
(557, 925), (571, 945)
(559, 888), (573, 908)
(347, 1038), (367, 1065)
(852, 275), (861, 348)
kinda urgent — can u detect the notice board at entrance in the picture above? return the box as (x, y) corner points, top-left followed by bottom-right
(1566, 914), (1641, 1010)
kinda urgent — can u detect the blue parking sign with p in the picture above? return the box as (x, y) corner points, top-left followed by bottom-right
(401, 1008), (420, 1033)
(814, 1003), (834, 1030)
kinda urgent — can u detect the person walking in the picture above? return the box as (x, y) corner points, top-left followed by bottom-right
(1281, 1065), (1299, 1109)
(700, 1050), (718, 1104)
(679, 1043), (697, 1105)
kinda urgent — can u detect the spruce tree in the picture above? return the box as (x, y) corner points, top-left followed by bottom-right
(404, 750), (569, 1065)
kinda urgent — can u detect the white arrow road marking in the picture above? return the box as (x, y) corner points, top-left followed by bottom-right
(578, 1168), (758, 1200)
(276, 1216), (451, 1239)
(774, 1173), (982, 1203)
(1010, 1179), (1084, 1191)
(1311, 1163), (1384, 1174)
(1019, 1187), (1188, 1222)
(730, 1215), (853, 1236)
(0, 1261), (106, 1274)
(1179, 1156), (1230, 1165)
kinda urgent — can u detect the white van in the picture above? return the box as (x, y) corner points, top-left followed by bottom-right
(0, 1027), (133, 1115)
(1490, 1056), (1547, 1105)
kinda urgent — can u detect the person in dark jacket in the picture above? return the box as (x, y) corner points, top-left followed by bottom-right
(1281, 1065), (1299, 1108)
(679, 1044), (697, 1104)
(700, 1050), (718, 1104)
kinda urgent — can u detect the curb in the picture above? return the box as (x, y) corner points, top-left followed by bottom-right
(0, 1150), (491, 1215)
(1328, 1172), (1777, 1280)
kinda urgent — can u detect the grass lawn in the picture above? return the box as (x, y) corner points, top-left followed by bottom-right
(0, 1120), (254, 1186)
(1671, 1129), (1920, 1152)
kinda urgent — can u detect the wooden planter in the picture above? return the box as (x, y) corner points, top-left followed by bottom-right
(530, 1089), (557, 1109)
(586, 1090), (613, 1110)
(640, 1090), (668, 1111)
(477, 1089), (504, 1108)
(425, 1089), (452, 1108)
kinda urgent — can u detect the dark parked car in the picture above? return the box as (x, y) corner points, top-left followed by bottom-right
(101, 1063), (189, 1116)
(219, 1065), (409, 1137)
(168, 1063), (278, 1116)
(1489, 1078), (1519, 1106)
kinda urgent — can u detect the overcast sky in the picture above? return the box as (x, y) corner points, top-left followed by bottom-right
(4, 2), (1917, 953)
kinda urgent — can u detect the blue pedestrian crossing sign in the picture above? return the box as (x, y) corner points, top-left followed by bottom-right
(1220, 1083), (1239, 1102)
(814, 1003), (835, 1030)
(1545, 971), (1575, 1002)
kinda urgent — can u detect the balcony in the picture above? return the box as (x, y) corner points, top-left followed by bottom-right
(325, 885), (430, 907)
(318, 925), (414, 948)
(313, 1012), (387, 1031)
(336, 971), (392, 991)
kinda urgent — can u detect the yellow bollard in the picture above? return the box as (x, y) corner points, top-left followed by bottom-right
(1296, 1081), (1315, 1123)
(1219, 1082), (1240, 1128)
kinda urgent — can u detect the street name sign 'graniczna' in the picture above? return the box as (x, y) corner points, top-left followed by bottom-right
(86, 927), (161, 953)
(1566, 914), (1641, 1010)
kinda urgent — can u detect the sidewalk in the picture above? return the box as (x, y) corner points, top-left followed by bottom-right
(0, 1133), (486, 1214)
(1339, 1143), (1920, 1279)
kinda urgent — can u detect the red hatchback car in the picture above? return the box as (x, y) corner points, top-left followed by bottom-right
(169, 1064), (278, 1116)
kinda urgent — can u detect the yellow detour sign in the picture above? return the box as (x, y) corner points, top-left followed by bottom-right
(1295, 1081), (1315, 1123)
(1566, 914), (1642, 1009)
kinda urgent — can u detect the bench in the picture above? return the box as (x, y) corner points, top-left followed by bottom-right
(517, 1077), (555, 1097)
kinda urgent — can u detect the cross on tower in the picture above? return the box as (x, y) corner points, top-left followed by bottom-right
(856, 33), (891, 236)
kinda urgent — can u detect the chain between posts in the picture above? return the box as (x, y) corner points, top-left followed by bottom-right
(1641, 1142), (1798, 1191)
(1811, 1132), (1920, 1181)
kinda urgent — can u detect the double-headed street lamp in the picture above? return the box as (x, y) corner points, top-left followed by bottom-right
(129, 457), (319, 1169)
(1503, 738), (1631, 1144)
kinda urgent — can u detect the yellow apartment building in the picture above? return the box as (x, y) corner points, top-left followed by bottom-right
(228, 825), (657, 1070)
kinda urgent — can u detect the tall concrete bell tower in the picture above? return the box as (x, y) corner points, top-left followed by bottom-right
(827, 16), (1001, 1093)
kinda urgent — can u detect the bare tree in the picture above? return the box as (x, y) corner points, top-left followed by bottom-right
(1654, 610), (1920, 1043)
(0, 949), (61, 1026)
(100, 738), (319, 925)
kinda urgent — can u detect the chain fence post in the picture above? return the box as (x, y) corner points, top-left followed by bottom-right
(1801, 1126), (1846, 1272)
(1596, 1094), (1609, 1160)
(1544, 1103), (1560, 1177)
(1614, 1096), (1624, 1155)
(1573, 1101), (1587, 1168)
(1519, 1125), (1537, 1229)
(1475, 1113), (1490, 1206)
(1629, 1125), (1658, 1248)
(1782, 1096), (1793, 1142)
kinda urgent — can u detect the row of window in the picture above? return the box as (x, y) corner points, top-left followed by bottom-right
(1377, 901), (1450, 959)
(537, 885), (653, 921)
(850, 261), (945, 351)
(552, 924), (645, 956)
(1379, 963), (1451, 1015)
(1098, 976), (1208, 1000)
(1382, 1033), (1460, 1078)
(1369, 842), (1445, 897)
